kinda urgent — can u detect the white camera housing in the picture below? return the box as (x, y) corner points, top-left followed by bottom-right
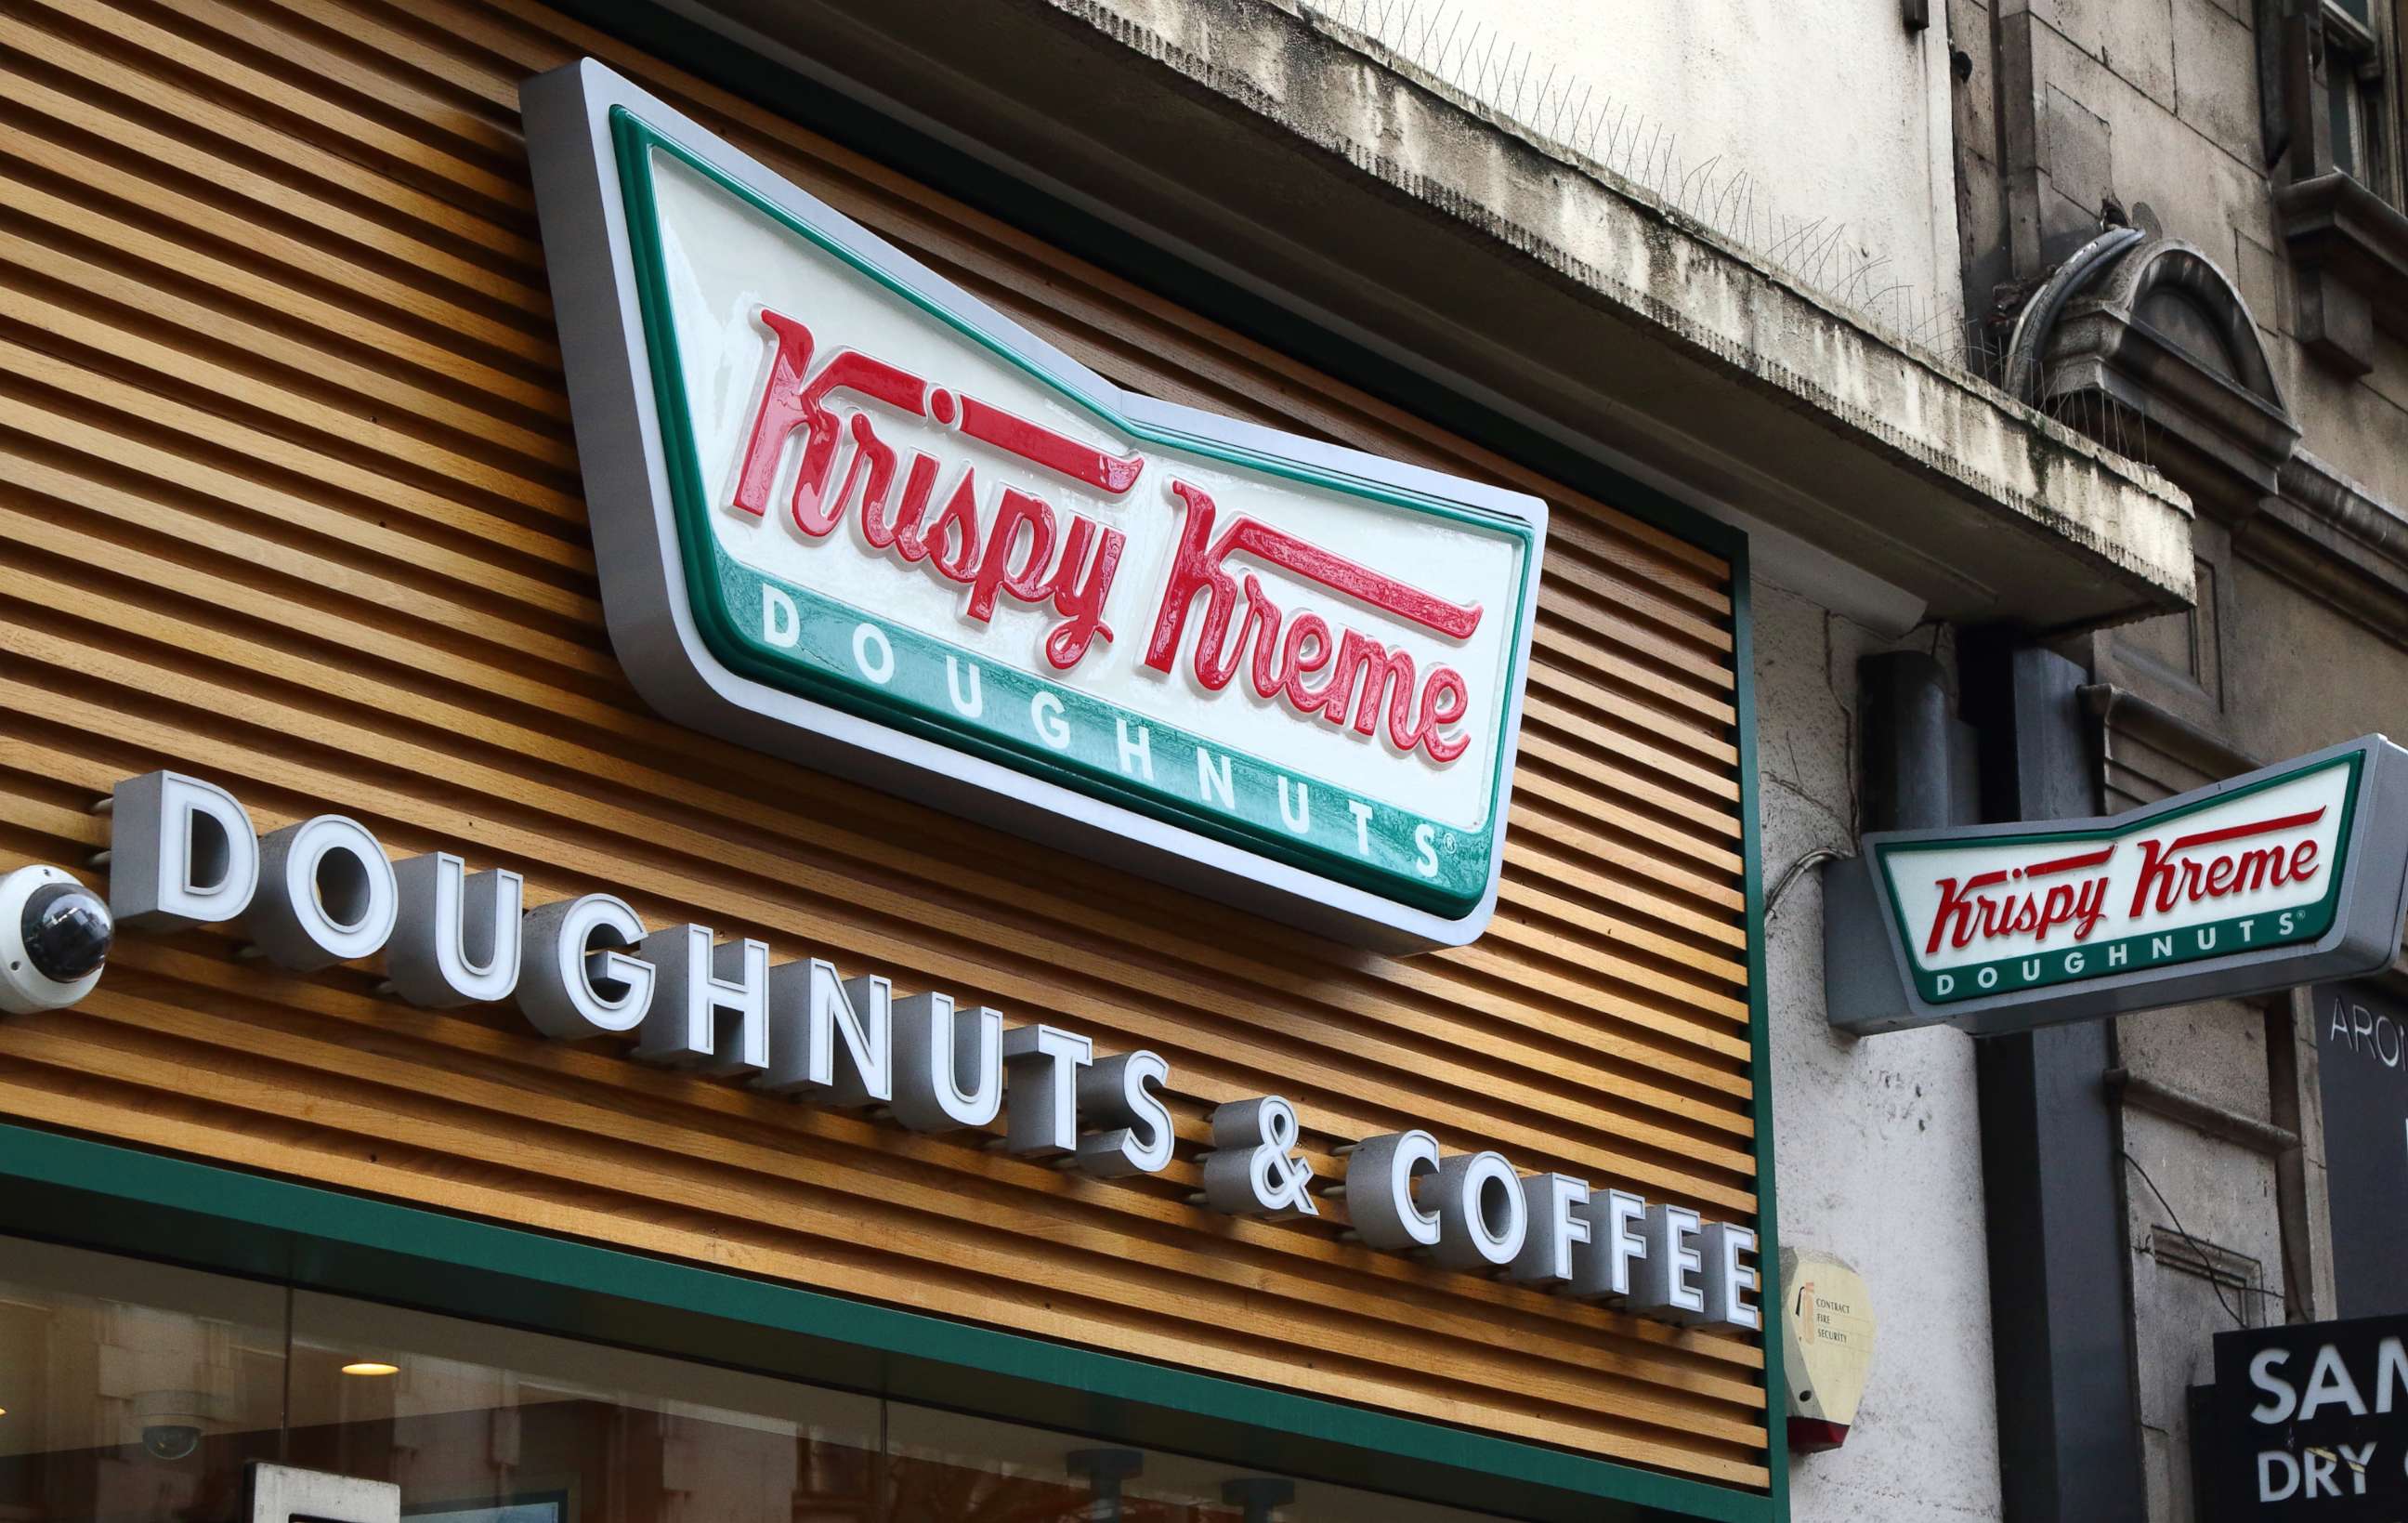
(1, 864), (109, 1015)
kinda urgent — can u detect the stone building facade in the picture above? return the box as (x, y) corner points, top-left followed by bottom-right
(1943, 1), (2408, 1518)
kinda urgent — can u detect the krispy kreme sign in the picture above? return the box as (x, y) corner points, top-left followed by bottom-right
(523, 63), (1546, 950)
(1826, 737), (2408, 1036)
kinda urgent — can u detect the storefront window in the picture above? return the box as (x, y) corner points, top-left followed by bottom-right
(0, 1238), (1489, 1522)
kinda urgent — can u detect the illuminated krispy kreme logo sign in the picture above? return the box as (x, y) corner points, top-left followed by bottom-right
(1828, 736), (2408, 1036)
(521, 62), (1546, 951)
(1892, 755), (2356, 1002)
(88, 769), (1760, 1333)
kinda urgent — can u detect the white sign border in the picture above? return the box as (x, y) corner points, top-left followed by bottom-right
(522, 59), (1550, 951)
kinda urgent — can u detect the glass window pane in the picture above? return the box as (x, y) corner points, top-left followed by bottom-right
(883, 1402), (1499, 1522)
(0, 1237), (1520, 1523)
(0, 1236), (287, 1522)
(290, 1290), (882, 1519)
(2331, 65), (2362, 177)
(293, 1294), (1517, 1522)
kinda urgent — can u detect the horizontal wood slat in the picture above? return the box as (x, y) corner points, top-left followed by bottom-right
(0, 0), (1768, 1491)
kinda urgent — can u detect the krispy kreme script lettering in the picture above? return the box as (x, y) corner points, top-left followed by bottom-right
(1921, 806), (2328, 956)
(726, 308), (1483, 760)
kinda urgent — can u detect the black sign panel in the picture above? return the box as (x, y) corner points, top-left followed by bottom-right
(2208, 1315), (2408, 1517)
(2316, 980), (2408, 1319)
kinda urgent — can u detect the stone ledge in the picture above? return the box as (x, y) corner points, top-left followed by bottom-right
(2245, 448), (2408, 647)
(2274, 172), (2408, 376)
(682, 0), (2196, 630)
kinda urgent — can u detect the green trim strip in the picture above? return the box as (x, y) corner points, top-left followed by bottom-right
(696, 556), (1459, 891)
(0, 1121), (1769, 1523)
(1729, 545), (1792, 1521)
(609, 110), (1541, 918)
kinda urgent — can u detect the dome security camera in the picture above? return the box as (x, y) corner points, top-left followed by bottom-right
(0, 865), (113, 1014)
(131, 1389), (220, 1464)
(139, 1423), (203, 1462)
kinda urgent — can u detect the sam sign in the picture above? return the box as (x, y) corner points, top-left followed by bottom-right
(522, 61), (1547, 951)
(2204, 1313), (2408, 1519)
(1825, 736), (2408, 1035)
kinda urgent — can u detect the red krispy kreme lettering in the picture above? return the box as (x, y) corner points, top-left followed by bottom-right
(730, 312), (923, 536)
(2127, 807), (2325, 918)
(955, 395), (1145, 496)
(1145, 480), (1479, 762)
(1917, 804), (2333, 958)
(1922, 847), (2114, 956)
(728, 309), (1132, 669)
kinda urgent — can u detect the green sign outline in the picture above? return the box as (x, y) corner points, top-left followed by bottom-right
(1873, 750), (2364, 1004)
(608, 107), (1538, 918)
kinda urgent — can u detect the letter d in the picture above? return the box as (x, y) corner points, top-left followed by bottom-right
(762, 584), (801, 648)
(2258, 1450), (2300, 1502)
(108, 771), (259, 931)
(1934, 973), (1955, 997)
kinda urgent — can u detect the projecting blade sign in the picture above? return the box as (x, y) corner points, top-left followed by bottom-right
(1825, 736), (2408, 1036)
(521, 60), (1546, 951)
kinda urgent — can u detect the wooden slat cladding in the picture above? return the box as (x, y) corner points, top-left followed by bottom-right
(0, 0), (1768, 1490)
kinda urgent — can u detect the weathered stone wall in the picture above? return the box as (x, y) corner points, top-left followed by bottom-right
(1755, 573), (2005, 1523)
(1375, 0), (1967, 348)
(1950, 4), (2408, 1517)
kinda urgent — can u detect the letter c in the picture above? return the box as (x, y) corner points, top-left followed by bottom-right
(1346, 1131), (1443, 1250)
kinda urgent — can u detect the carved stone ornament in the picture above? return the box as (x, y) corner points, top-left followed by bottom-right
(2041, 234), (2300, 521)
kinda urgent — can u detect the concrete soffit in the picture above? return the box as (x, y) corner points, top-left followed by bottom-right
(666, 0), (2195, 635)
